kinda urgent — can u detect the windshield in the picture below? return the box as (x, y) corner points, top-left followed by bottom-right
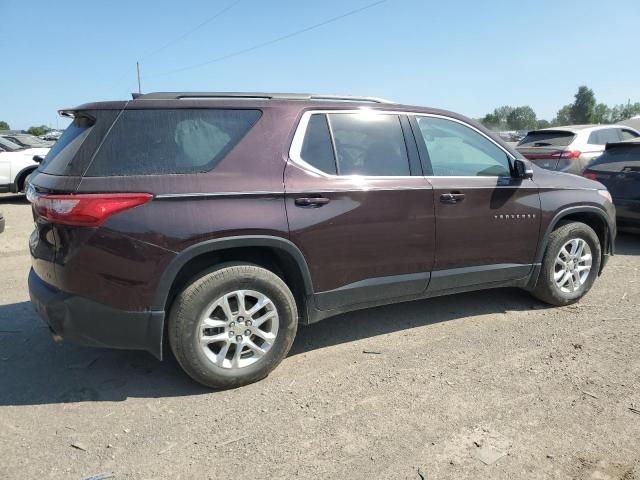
(0, 137), (25, 151)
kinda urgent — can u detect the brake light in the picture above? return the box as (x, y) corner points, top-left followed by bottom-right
(583, 172), (598, 181)
(558, 150), (581, 159)
(524, 150), (582, 160)
(33, 193), (153, 227)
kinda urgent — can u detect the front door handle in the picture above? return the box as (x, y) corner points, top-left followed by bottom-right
(295, 197), (330, 207)
(440, 192), (465, 204)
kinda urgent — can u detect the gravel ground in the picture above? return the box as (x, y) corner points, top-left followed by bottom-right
(0, 194), (639, 480)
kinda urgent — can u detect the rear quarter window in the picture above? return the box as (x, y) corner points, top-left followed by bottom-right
(39, 110), (120, 176)
(588, 128), (622, 145)
(85, 109), (261, 176)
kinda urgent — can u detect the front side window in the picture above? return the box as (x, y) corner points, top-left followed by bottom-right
(328, 113), (410, 176)
(415, 116), (511, 176)
(621, 129), (640, 141)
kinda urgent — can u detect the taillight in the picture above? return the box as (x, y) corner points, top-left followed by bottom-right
(33, 193), (153, 227)
(583, 172), (598, 181)
(524, 150), (581, 160)
(558, 150), (581, 159)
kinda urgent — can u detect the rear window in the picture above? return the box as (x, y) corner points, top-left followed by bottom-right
(85, 109), (261, 176)
(518, 131), (575, 148)
(590, 144), (640, 169)
(39, 110), (120, 176)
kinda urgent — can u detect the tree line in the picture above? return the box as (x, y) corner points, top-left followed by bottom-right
(0, 121), (51, 136)
(480, 86), (640, 131)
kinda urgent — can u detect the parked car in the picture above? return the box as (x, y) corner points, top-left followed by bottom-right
(39, 131), (62, 141)
(28, 92), (616, 388)
(516, 124), (640, 175)
(0, 137), (48, 193)
(583, 139), (640, 232)
(1, 133), (54, 148)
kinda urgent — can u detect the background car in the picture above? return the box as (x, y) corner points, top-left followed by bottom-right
(516, 124), (640, 174)
(0, 137), (47, 193)
(583, 139), (640, 232)
(1, 133), (54, 148)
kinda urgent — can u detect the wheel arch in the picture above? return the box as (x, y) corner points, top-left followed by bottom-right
(153, 235), (314, 316)
(11, 165), (37, 193)
(536, 206), (614, 269)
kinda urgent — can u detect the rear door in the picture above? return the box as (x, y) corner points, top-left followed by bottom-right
(411, 114), (541, 292)
(285, 110), (435, 310)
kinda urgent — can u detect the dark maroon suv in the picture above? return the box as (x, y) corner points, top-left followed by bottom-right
(28, 92), (616, 388)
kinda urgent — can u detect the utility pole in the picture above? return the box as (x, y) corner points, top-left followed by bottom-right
(136, 61), (142, 94)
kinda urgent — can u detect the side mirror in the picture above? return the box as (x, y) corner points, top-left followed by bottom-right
(513, 159), (533, 179)
(33, 155), (44, 163)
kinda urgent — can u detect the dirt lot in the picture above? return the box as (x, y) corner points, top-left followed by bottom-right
(0, 194), (639, 480)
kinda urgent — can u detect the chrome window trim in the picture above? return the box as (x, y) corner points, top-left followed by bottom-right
(288, 109), (516, 180)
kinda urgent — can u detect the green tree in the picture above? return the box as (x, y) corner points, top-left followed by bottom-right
(610, 101), (640, 122)
(27, 125), (50, 136)
(536, 119), (551, 129)
(552, 104), (572, 126)
(0, 121), (10, 130)
(506, 106), (537, 130)
(592, 103), (611, 124)
(481, 105), (514, 130)
(569, 86), (596, 124)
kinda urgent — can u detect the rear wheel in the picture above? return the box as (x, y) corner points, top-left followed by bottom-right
(531, 222), (601, 306)
(168, 263), (298, 389)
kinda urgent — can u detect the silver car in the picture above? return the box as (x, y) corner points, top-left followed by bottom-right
(516, 124), (640, 174)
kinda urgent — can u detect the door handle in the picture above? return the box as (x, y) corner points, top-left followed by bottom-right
(295, 197), (330, 207)
(440, 192), (465, 204)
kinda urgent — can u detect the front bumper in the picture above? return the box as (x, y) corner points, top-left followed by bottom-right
(28, 269), (165, 359)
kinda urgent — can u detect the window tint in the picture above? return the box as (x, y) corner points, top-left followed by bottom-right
(621, 129), (640, 141)
(416, 116), (511, 176)
(327, 113), (410, 176)
(39, 110), (120, 176)
(588, 128), (622, 145)
(300, 114), (337, 174)
(518, 130), (575, 147)
(86, 109), (261, 176)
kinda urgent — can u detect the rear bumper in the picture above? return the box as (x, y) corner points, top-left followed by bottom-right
(28, 269), (165, 359)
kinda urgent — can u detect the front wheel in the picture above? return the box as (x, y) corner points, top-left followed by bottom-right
(531, 222), (601, 306)
(168, 263), (298, 389)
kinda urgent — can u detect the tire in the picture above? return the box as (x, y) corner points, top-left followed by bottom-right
(531, 222), (601, 306)
(168, 263), (298, 389)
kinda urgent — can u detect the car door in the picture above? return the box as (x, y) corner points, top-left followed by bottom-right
(285, 110), (435, 310)
(0, 150), (11, 188)
(410, 114), (541, 293)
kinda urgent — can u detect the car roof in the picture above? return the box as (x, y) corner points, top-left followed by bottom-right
(534, 124), (635, 134)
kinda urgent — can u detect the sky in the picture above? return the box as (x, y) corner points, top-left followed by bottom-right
(2, 0), (639, 130)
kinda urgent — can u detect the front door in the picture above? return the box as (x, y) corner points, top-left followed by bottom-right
(285, 110), (435, 310)
(410, 114), (541, 292)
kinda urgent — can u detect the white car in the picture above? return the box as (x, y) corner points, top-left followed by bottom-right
(0, 137), (48, 193)
(516, 124), (640, 175)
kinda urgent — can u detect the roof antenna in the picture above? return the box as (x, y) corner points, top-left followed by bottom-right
(131, 61), (143, 99)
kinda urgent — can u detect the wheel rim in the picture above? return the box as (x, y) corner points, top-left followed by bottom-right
(554, 238), (592, 293)
(198, 290), (279, 369)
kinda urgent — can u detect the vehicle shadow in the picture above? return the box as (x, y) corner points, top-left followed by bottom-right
(0, 193), (28, 205)
(0, 288), (543, 406)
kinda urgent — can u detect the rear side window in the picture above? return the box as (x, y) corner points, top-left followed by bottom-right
(300, 114), (337, 174)
(588, 128), (622, 145)
(621, 129), (639, 141)
(328, 113), (410, 176)
(39, 110), (120, 176)
(518, 131), (575, 147)
(85, 109), (261, 176)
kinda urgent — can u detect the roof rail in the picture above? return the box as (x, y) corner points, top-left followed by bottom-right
(133, 92), (394, 103)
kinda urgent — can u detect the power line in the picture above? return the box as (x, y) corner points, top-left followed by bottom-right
(151, 0), (390, 77)
(138, 0), (244, 62)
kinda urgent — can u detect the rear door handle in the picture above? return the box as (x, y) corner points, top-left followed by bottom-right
(440, 192), (465, 204)
(295, 197), (330, 207)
